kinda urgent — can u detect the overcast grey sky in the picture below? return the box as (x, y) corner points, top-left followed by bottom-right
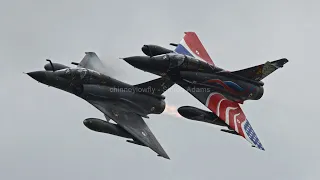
(0, 0), (319, 179)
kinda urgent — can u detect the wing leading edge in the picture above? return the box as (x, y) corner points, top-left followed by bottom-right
(205, 92), (265, 150)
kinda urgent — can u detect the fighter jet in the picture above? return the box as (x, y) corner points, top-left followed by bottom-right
(26, 52), (174, 159)
(122, 32), (289, 150)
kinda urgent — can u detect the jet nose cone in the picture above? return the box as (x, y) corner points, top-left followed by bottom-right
(123, 56), (149, 63)
(27, 71), (47, 83)
(122, 56), (151, 68)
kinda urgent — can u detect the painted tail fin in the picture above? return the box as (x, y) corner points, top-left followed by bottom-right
(134, 76), (174, 96)
(173, 32), (215, 66)
(231, 58), (289, 81)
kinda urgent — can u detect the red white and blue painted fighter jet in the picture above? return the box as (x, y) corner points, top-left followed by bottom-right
(123, 32), (289, 150)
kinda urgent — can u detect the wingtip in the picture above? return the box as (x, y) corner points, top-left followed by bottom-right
(184, 31), (195, 34)
(158, 154), (170, 160)
(273, 58), (289, 68)
(252, 145), (265, 151)
(85, 52), (96, 55)
(156, 149), (170, 160)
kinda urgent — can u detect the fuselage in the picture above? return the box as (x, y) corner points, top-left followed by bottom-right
(124, 53), (264, 102)
(27, 68), (166, 115)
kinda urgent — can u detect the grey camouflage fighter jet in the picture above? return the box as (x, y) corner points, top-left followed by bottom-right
(26, 52), (173, 159)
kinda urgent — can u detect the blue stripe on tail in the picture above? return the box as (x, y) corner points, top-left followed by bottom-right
(174, 44), (194, 57)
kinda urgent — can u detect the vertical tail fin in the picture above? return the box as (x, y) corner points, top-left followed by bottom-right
(231, 58), (289, 81)
(134, 76), (174, 95)
(173, 32), (215, 66)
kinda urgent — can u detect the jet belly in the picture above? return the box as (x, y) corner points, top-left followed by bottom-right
(81, 84), (164, 116)
(127, 92), (166, 115)
(179, 71), (263, 101)
(82, 84), (122, 99)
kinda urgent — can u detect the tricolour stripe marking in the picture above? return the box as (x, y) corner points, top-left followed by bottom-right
(204, 92), (265, 150)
